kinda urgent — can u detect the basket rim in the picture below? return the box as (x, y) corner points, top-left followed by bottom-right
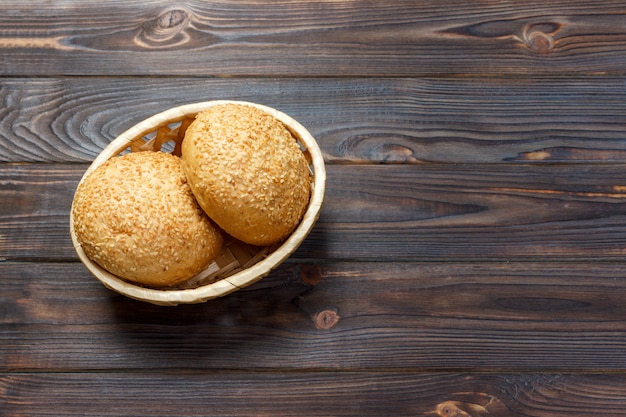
(70, 100), (326, 305)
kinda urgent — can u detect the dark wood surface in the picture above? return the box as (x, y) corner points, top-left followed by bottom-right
(2, 1), (626, 416)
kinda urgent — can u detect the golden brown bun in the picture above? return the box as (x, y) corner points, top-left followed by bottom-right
(72, 151), (223, 288)
(181, 103), (311, 246)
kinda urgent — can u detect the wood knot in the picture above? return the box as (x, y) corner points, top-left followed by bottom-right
(313, 308), (340, 329)
(137, 8), (191, 48)
(298, 264), (323, 285)
(372, 143), (421, 163)
(435, 401), (471, 417)
(523, 22), (559, 54)
(155, 9), (188, 30)
(526, 31), (554, 53)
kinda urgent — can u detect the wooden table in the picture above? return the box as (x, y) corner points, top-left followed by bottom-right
(2, 1), (626, 415)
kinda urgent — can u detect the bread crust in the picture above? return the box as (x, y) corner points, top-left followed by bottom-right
(72, 151), (223, 288)
(181, 103), (312, 246)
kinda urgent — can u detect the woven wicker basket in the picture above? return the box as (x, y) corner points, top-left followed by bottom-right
(70, 100), (325, 305)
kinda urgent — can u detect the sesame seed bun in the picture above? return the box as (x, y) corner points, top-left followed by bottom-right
(181, 103), (312, 246)
(71, 151), (223, 288)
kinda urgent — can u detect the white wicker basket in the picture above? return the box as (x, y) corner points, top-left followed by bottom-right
(70, 100), (325, 305)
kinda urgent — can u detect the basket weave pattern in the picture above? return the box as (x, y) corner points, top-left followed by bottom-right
(70, 101), (325, 305)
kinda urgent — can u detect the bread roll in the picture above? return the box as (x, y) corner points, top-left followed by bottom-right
(71, 151), (223, 288)
(181, 103), (311, 246)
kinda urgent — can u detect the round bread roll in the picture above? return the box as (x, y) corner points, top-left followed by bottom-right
(181, 103), (312, 246)
(71, 151), (223, 288)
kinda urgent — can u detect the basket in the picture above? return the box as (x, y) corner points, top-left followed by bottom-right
(69, 100), (326, 305)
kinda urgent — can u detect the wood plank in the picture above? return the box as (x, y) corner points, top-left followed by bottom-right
(3, 163), (626, 261)
(0, 164), (79, 260)
(2, 77), (626, 164)
(1, 1), (625, 76)
(3, 372), (626, 416)
(317, 164), (626, 261)
(3, 261), (626, 371)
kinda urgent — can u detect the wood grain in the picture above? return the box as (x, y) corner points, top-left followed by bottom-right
(2, 261), (626, 371)
(2, 77), (626, 164)
(0, 1), (625, 76)
(3, 163), (626, 261)
(2, 2), (626, 414)
(3, 372), (626, 416)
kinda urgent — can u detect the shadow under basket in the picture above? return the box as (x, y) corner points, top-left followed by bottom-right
(69, 100), (326, 305)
